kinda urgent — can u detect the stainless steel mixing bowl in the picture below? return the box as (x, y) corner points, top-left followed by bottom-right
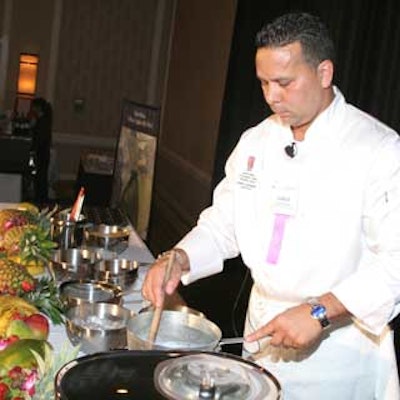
(65, 302), (135, 353)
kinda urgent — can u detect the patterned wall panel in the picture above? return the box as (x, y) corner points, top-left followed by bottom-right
(54, 0), (160, 141)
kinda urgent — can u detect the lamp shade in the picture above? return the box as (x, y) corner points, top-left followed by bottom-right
(17, 53), (39, 95)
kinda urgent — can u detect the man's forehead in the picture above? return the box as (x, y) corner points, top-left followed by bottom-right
(256, 42), (304, 69)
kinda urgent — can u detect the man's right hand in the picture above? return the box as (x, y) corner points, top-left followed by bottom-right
(141, 248), (190, 308)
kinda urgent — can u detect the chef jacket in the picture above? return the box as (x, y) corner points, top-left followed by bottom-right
(177, 87), (400, 399)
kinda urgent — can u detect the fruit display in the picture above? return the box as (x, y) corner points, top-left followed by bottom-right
(0, 259), (36, 296)
(0, 204), (57, 276)
(0, 202), (73, 399)
(0, 295), (52, 399)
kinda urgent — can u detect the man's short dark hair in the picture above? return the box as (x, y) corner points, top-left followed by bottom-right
(255, 12), (335, 67)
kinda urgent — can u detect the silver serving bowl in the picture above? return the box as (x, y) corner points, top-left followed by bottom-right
(65, 302), (135, 354)
(59, 280), (123, 310)
(93, 258), (139, 294)
(49, 247), (103, 282)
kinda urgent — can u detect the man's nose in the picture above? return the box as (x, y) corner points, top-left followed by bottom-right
(264, 85), (281, 104)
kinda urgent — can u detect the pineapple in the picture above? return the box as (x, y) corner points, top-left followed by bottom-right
(0, 259), (64, 325)
(0, 209), (33, 237)
(0, 258), (35, 296)
(0, 205), (57, 275)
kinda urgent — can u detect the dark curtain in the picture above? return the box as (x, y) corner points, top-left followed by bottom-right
(214, 0), (400, 186)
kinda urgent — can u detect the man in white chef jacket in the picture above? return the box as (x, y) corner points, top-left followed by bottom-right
(142, 12), (400, 399)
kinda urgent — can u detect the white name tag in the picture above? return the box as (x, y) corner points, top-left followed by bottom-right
(237, 171), (257, 190)
(271, 185), (298, 216)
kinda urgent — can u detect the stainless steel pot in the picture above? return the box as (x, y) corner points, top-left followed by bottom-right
(49, 247), (103, 282)
(93, 258), (138, 294)
(59, 280), (123, 310)
(50, 210), (90, 249)
(138, 304), (205, 318)
(126, 310), (242, 351)
(85, 224), (130, 253)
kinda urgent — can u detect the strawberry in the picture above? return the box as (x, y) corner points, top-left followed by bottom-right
(20, 281), (34, 292)
(0, 382), (9, 400)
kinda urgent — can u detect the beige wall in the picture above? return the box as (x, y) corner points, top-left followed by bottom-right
(0, 0), (238, 253)
(0, 0), (175, 180)
(148, 0), (237, 253)
(4, 0), (54, 109)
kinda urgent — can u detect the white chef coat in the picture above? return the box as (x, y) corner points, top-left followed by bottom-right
(177, 88), (400, 399)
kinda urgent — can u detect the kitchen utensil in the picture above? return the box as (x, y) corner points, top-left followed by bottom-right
(127, 309), (222, 351)
(139, 304), (205, 318)
(93, 258), (139, 293)
(55, 350), (282, 400)
(154, 352), (281, 399)
(50, 209), (89, 249)
(59, 280), (123, 309)
(85, 224), (131, 253)
(147, 250), (175, 344)
(64, 302), (134, 353)
(50, 247), (103, 282)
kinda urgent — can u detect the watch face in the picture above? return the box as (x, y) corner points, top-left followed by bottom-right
(311, 304), (326, 319)
(310, 304), (330, 328)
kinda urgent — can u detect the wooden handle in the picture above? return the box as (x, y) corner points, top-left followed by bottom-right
(147, 250), (175, 344)
(147, 306), (162, 344)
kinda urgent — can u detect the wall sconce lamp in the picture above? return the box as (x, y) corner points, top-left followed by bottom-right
(17, 53), (39, 97)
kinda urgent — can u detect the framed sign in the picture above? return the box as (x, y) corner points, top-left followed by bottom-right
(111, 100), (160, 239)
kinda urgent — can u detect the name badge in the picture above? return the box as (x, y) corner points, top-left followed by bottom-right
(271, 185), (298, 216)
(237, 171), (257, 190)
(237, 155), (258, 190)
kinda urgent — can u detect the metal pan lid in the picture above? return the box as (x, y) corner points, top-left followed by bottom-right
(154, 353), (281, 400)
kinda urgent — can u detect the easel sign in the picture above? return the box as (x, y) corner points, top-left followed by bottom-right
(111, 100), (160, 239)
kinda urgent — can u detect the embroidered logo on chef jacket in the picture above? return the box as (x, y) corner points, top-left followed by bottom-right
(266, 184), (299, 264)
(237, 155), (257, 190)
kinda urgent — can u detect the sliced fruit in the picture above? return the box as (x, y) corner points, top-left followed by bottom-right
(5, 320), (34, 340)
(0, 295), (38, 337)
(0, 339), (52, 370)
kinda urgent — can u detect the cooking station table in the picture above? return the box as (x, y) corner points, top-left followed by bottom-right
(48, 227), (155, 354)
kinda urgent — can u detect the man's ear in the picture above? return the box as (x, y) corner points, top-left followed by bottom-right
(318, 60), (334, 88)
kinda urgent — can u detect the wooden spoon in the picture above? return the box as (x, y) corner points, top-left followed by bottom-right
(147, 250), (175, 345)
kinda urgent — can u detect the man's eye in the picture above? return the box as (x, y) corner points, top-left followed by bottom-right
(278, 81), (290, 87)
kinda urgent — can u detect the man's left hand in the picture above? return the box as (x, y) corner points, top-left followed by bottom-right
(245, 303), (323, 349)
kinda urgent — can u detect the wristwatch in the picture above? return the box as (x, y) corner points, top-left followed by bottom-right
(307, 298), (330, 329)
